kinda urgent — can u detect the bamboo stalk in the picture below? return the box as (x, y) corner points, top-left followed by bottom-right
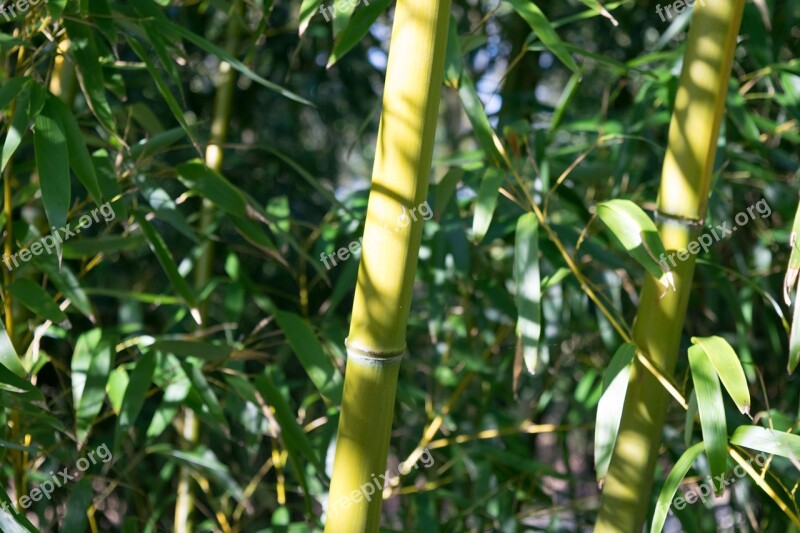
(595, 1), (745, 530)
(324, 1), (451, 531)
(174, 2), (241, 531)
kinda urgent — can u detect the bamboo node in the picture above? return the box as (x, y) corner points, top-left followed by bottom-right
(345, 338), (405, 365)
(654, 209), (705, 227)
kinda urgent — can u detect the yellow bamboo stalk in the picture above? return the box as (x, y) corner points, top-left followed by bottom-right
(324, 1), (451, 531)
(595, 1), (745, 530)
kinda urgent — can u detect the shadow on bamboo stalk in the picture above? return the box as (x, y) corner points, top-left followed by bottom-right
(595, 1), (745, 531)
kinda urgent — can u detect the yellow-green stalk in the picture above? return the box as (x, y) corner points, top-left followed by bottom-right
(595, 1), (745, 530)
(174, 2), (241, 531)
(324, 1), (451, 531)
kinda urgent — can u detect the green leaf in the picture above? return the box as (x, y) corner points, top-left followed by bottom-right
(150, 340), (232, 363)
(274, 311), (343, 405)
(0, 319), (25, 377)
(0, 77), (28, 112)
(32, 254), (96, 321)
(299, 0), (323, 36)
(504, 0), (580, 74)
(596, 199), (674, 291)
(64, 19), (116, 133)
(784, 200), (800, 372)
(46, 0), (68, 19)
(690, 336), (751, 415)
(177, 160), (249, 218)
(730, 425), (800, 459)
(0, 359), (40, 400)
(134, 211), (201, 325)
(8, 279), (68, 324)
(650, 442), (705, 533)
(688, 344), (727, 492)
(513, 213), (541, 374)
(72, 329), (114, 444)
(594, 342), (636, 482)
(115, 350), (157, 449)
(62, 478), (93, 533)
(106, 366), (129, 415)
(180, 359), (228, 433)
(790, 285), (800, 374)
(158, 18), (311, 106)
(472, 168), (505, 243)
(254, 369), (324, 473)
(127, 37), (201, 156)
(34, 99), (70, 231)
(327, 0), (392, 67)
(146, 370), (191, 439)
(47, 95), (102, 204)
(457, 74), (504, 168)
(62, 236), (147, 259)
(1, 86), (31, 174)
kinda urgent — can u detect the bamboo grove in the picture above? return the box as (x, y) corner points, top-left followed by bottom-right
(0, 0), (799, 531)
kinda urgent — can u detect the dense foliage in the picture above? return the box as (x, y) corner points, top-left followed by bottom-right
(1, 0), (799, 531)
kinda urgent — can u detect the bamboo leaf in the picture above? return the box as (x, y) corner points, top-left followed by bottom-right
(180, 359), (229, 433)
(594, 342), (636, 482)
(72, 329), (114, 444)
(47, 95), (102, 204)
(650, 442), (705, 533)
(596, 199), (674, 292)
(0, 311), (25, 378)
(326, 0), (392, 68)
(684, 389), (698, 447)
(785, 200), (800, 372)
(790, 285), (800, 373)
(274, 311), (343, 405)
(115, 350), (157, 450)
(504, 0), (580, 74)
(46, 0), (67, 19)
(127, 37), (201, 157)
(730, 425), (800, 460)
(690, 336), (751, 415)
(299, 0), (323, 36)
(513, 213), (541, 374)
(0, 76), (28, 111)
(8, 279), (68, 324)
(177, 160), (249, 218)
(0, 359), (40, 400)
(688, 344), (728, 492)
(158, 18), (312, 106)
(1, 86), (31, 174)
(62, 478), (93, 533)
(472, 168), (505, 243)
(32, 254), (96, 321)
(64, 19), (116, 133)
(134, 212), (201, 325)
(254, 369), (324, 473)
(106, 367), (129, 415)
(34, 99), (70, 231)
(150, 340), (232, 363)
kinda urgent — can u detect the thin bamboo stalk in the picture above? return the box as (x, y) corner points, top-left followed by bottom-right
(324, 1), (451, 531)
(174, 2), (241, 531)
(595, 1), (745, 530)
